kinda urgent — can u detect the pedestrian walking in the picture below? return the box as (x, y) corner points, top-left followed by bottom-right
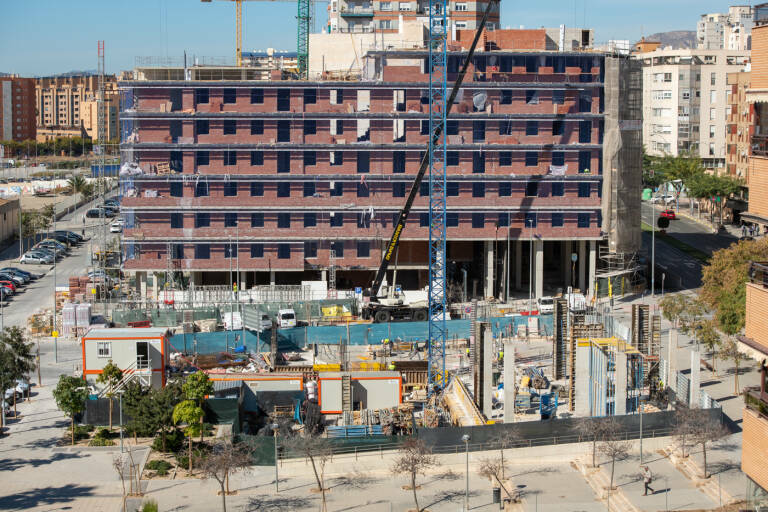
(742, 224), (747, 237)
(641, 465), (654, 495)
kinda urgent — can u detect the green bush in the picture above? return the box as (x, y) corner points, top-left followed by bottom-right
(175, 454), (189, 469)
(88, 437), (115, 446)
(95, 427), (114, 440)
(151, 429), (184, 453)
(71, 424), (94, 441)
(146, 459), (172, 476)
(141, 499), (159, 512)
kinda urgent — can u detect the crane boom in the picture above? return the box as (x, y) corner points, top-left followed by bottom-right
(367, 0), (499, 299)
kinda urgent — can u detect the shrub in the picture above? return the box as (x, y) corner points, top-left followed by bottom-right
(71, 424), (94, 441)
(95, 427), (113, 440)
(146, 459), (172, 476)
(151, 429), (184, 453)
(175, 454), (189, 469)
(141, 499), (159, 512)
(88, 437), (115, 446)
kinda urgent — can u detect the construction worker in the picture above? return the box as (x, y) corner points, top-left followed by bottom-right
(388, 361), (396, 371)
(498, 350), (504, 364)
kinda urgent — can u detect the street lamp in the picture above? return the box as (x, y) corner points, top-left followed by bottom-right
(462, 434), (470, 511)
(661, 273), (666, 298)
(271, 423), (279, 492)
(527, 218), (533, 313)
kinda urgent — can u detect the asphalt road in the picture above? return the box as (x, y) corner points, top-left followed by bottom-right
(640, 202), (740, 255)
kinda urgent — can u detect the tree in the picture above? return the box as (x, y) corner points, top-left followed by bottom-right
(67, 175), (88, 196)
(150, 381), (183, 452)
(0, 345), (16, 432)
(572, 417), (607, 468)
(697, 320), (722, 376)
(700, 238), (768, 333)
(122, 381), (151, 443)
(52, 375), (89, 445)
(196, 437), (254, 512)
(291, 434), (334, 511)
(477, 456), (516, 503)
(655, 153), (705, 209)
(96, 360), (123, 430)
(20, 211), (38, 252)
(721, 338), (745, 395)
(686, 172), (743, 225)
(598, 419), (632, 491)
(172, 399), (204, 472)
(674, 407), (727, 478)
(1, 327), (35, 416)
(390, 438), (438, 512)
(182, 371), (213, 442)
(492, 428), (523, 480)
(40, 204), (55, 235)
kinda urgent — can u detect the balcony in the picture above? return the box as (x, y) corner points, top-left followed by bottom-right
(753, 134), (768, 157)
(340, 7), (374, 16)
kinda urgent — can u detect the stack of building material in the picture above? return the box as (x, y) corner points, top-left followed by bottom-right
(75, 303), (92, 335)
(61, 303), (77, 337)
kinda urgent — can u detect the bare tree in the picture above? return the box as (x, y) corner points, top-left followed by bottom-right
(478, 456), (516, 503)
(390, 438), (438, 512)
(196, 437), (254, 512)
(677, 408), (728, 478)
(492, 428), (523, 480)
(572, 417), (607, 468)
(113, 454), (128, 512)
(673, 406), (696, 459)
(291, 435), (334, 512)
(720, 338), (746, 395)
(598, 419), (632, 491)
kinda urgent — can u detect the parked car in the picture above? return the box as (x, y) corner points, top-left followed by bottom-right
(537, 296), (555, 314)
(86, 207), (116, 218)
(660, 209), (677, 220)
(103, 198), (120, 208)
(30, 247), (59, 261)
(0, 268), (30, 283)
(55, 230), (84, 242)
(277, 308), (296, 328)
(20, 252), (53, 264)
(110, 219), (123, 233)
(49, 233), (73, 247)
(0, 280), (16, 293)
(0, 286), (13, 298)
(0, 273), (24, 287)
(36, 239), (68, 251)
(651, 195), (676, 205)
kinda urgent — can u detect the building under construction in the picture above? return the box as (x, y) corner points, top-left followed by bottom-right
(118, 28), (642, 303)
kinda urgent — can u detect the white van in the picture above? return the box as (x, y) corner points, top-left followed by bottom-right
(277, 308), (296, 328)
(537, 296), (555, 313)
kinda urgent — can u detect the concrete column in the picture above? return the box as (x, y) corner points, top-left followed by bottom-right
(615, 351), (628, 415)
(578, 240), (586, 293)
(690, 350), (700, 408)
(269, 270), (276, 285)
(534, 240), (543, 299)
(485, 241), (494, 299)
(137, 271), (147, 299)
(514, 240), (522, 291)
(321, 270), (327, 281)
(240, 271), (247, 290)
(482, 324), (494, 419)
(588, 241), (597, 299)
(152, 272), (159, 300)
(563, 240), (572, 290)
(503, 340), (516, 423)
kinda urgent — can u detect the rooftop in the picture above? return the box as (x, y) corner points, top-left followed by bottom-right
(82, 327), (170, 339)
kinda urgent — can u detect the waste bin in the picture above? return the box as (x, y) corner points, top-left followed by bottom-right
(492, 487), (501, 503)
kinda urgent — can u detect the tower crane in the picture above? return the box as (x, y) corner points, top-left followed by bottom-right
(201, 0), (311, 77)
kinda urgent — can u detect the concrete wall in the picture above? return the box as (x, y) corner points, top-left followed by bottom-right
(318, 373), (401, 413)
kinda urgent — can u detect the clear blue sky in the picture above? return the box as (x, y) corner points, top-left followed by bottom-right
(0, 0), (741, 76)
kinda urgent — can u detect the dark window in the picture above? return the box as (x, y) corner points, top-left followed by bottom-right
(446, 120), (459, 135)
(577, 213), (590, 227)
(170, 150), (183, 172)
(224, 151), (237, 166)
(251, 244), (264, 257)
(224, 212), (237, 227)
(170, 213), (183, 229)
(447, 182), (459, 196)
(499, 120), (513, 135)
(195, 88), (209, 104)
(278, 244), (291, 259)
(393, 182), (405, 197)
(473, 152), (485, 173)
(335, 119), (344, 134)
(330, 182), (343, 197)
(223, 88), (236, 103)
(525, 90), (538, 104)
(552, 119), (564, 136)
(525, 56), (538, 72)
(277, 152), (290, 173)
(304, 120), (316, 135)
(304, 213), (316, 227)
(195, 244), (210, 259)
(220, 243), (233, 259)
(579, 91), (592, 112)
(498, 213), (509, 227)
(393, 152), (405, 173)
(472, 182), (485, 198)
(171, 244), (184, 259)
(196, 119), (209, 135)
(331, 241), (344, 257)
(196, 151), (209, 166)
(579, 120), (592, 143)
(277, 182), (290, 197)
(336, 89), (344, 103)
(525, 212), (537, 228)
(277, 89), (290, 111)
(330, 151), (343, 166)
(304, 182), (316, 197)
(526, 121), (538, 136)
(579, 151), (591, 173)
(304, 241), (317, 257)
(420, 120), (430, 135)
(499, 182), (511, 196)
(357, 212), (370, 228)
(472, 213), (484, 228)
(473, 121), (485, 141)
(304, 151), (316, 166)
(195, 212), (210, 227)
(250, 151), (263, 166)
(251, 212), (264, 227)
(447, 151), (459, 166)
(277, 213), (290, 228)
(277, 120), (290, 142)
(552, 182), (564, 196)
(552, 90), (565, 104)
(552, 151), (565, 166)
(578, 182), (591, 197)
(250, 88), (264, 104)
(170, 182), (183, 197)
(499, 152), (512, 166)
(251, 119), (264, 135)
(446, 213), (459, 227)
(195, 181), (209, 197)
(420, 182), (429, 197)
(250, 182), (263, 196)
(330, 213), (343, 227)
(525, 152), (538, 167)
(357, 183), (369, 197)
(304, 88), (317, 104)
(525, 181), (538, 197)
(500, 90), (513, 104)
(357, 152), (370, 173)
(357, 241), (370, 258)
(551, 213), (564, 227)
(420, 213), (429, 227)
(223, 181), (237, 196)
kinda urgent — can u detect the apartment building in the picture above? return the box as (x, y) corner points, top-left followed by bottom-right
(35, 75), (119, 141)
(326, 0), (500, 34)
(0, 76), (36, 142)
(697, 5), (753, 51)
(727, 71), (753, 179)
(118, 31), (641, 301)
(636, 48), (749, 168)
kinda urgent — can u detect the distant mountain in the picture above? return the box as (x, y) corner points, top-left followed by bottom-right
(37, 69), (98, 78)
(645, 30), (697, 49)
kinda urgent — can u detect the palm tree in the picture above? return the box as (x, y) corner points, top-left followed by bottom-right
(67, 175), (87, 198)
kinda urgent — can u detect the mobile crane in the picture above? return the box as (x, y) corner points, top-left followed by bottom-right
(361, 0), (499, 323)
